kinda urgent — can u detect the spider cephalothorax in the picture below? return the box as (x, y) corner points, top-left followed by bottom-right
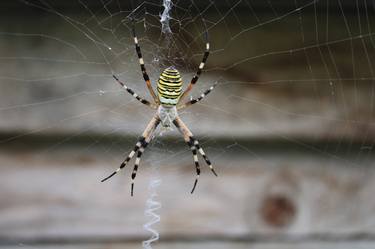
(102, 23), (217, 195)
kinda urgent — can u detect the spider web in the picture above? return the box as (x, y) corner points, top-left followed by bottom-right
(1, 0), (375, 246)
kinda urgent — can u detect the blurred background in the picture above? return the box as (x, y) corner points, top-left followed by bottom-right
(1, 0), (375, 248)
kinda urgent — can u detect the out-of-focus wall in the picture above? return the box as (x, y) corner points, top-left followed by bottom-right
(1, 2), (375, 248)
(0, 2), (374, 140)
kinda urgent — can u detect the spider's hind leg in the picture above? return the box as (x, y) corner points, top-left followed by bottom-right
(130, 141), (149, 196)
(190, 137), (218, 177)
(173, 117), (218, 194)
(100, 136), (146, 182)
(187, 138), (201, 193)
(101, 116), (160, 196)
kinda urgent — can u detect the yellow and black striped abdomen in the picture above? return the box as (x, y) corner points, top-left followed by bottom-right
(157, 66), (183, 106)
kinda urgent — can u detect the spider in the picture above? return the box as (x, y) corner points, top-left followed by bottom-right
(101, 23), (217, 196)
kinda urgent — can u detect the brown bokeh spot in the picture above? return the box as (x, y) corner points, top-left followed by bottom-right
(260, 194), (296, 228)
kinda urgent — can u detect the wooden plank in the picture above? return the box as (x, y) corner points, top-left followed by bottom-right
(2, 242), (375, 249)
(0, 145), (374, 241)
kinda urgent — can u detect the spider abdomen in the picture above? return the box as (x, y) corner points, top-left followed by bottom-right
(157, 66), (182, 106)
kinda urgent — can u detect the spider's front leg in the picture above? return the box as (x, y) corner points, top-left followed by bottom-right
(101, 115), (160, 196)
(131, 21), (159, 104)
(173, 117), (217, 193)
(178, 31), (210, 104)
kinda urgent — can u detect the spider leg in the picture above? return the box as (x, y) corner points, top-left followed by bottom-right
(132, 21), (159, 104)
(192, 138), (218, 177)
(179, 31), (210, 104)
(129, 116), (160, 195)
(173, 117), (217, 193)
(113, 75), (157, 109)
(101, 116), (160, 183)
(177, 81), (217, 110)
(130, 133), (153, 196)
(130, 150), (143, 196)
(188, 139), (201, 194)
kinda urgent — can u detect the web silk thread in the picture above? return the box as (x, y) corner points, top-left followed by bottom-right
(160, 0), (173, 34)
(142, 174), (162, 249)
(142, 2), (173, 248)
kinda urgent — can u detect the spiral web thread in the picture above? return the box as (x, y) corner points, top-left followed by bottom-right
(142, 168), (162, 249)
(142, 3), (173, 248)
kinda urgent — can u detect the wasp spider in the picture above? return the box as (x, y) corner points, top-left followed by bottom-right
(102, 24), (217, 195)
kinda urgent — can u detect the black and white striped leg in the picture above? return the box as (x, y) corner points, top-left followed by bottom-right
(101, 136), (146, 182)
(178, 81), (217, 110)
(179, 31), (210, 103)
(101, 116), (160, 185)
(187, 138), (201, 193)
(130, 142), (148, 196)
(191, 31), (210, 85)
(173, 117), (217, 194)
(132, 22), (159, 103)
(113, 75), (156, 109)
(192, 138), (218, 177)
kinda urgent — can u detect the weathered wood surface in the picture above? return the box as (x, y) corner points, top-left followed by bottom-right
(0, 143), (374, 246)
(1, 12), (374, 140)
(3, 242), (375, 249)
